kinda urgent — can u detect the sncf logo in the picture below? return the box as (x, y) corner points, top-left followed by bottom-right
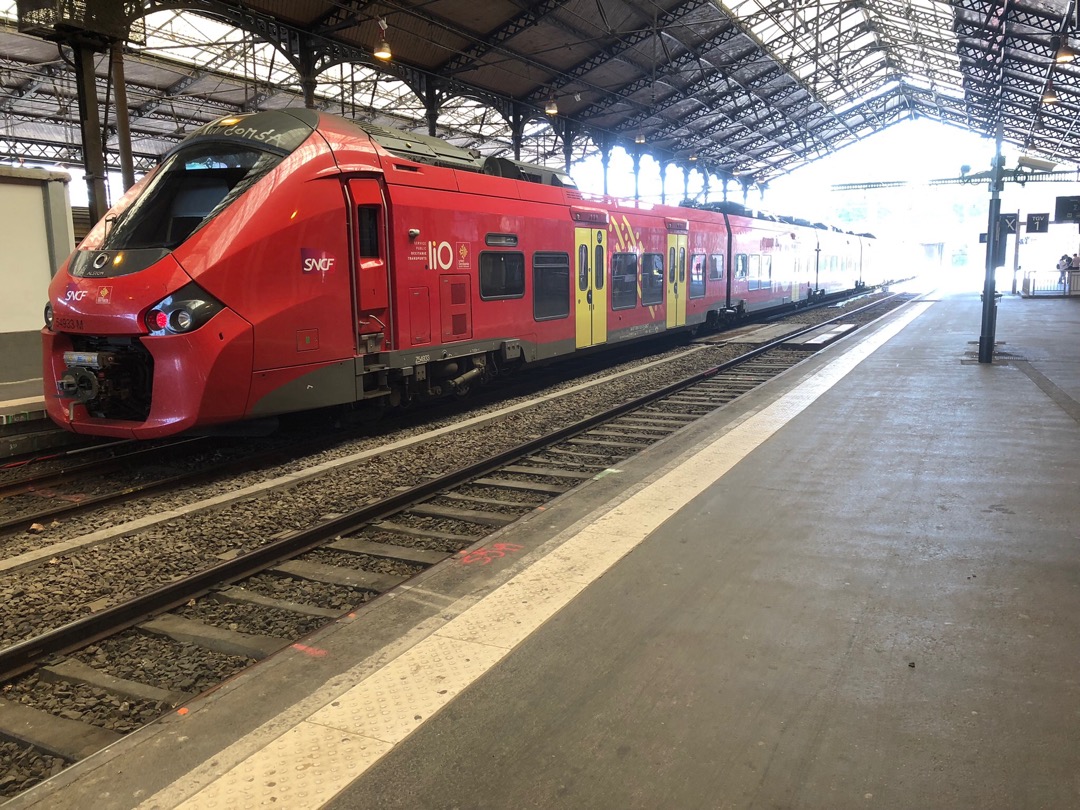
(64, 288), (89, 301)
(301, 248), (336, 275)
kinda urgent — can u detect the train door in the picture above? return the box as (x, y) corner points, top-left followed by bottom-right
(346, 178), (391, 352)
(666, 219), (688, 328)
(574, 225), (607, 348)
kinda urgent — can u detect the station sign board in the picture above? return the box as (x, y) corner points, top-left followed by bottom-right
(1026, 213), (1049, 233)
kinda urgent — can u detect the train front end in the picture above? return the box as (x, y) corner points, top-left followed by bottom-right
(42, 110), (325, 438)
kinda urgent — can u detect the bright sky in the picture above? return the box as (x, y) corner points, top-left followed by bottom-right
(569, 117), (1009, 215)
(767, 118), (1006, 215)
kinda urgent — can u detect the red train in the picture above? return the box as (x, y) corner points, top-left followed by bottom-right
(42, 109), (888, 438)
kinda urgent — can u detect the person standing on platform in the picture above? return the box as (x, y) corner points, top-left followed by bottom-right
(1059, 254), (1071, 286)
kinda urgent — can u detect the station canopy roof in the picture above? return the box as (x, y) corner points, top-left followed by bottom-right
(0, 0), (1078, 187)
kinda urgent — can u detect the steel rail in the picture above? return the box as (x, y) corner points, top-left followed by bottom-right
(0, 437), (206, 497)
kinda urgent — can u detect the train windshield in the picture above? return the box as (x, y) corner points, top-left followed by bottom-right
(101, 142), (283, 251)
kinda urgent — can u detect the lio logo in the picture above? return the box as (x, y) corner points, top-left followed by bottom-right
(428, 241), (454, 271)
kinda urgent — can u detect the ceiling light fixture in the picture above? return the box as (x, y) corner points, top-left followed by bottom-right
(1052, 35), (1076, 63)
(1042, 80), (1059, 104)
(373, 18), (391, 61)
(545, 93), (558, 116)
(635, 129), (646, 145)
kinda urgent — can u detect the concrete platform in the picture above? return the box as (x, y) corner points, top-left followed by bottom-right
(0, 376), (46, 423)
(0, 380), (77, 459)
(7, 283), (1080, 810)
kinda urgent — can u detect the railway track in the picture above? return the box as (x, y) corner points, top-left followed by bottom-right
(0, 299), (853, 538)
(0, 291), (917, 799)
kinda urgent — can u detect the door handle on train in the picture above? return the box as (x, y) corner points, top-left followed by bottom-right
(587, 290), (593, 305)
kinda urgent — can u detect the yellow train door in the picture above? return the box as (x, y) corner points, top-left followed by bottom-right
(575, 225), (608, 348)
(666, 219), (688, 328)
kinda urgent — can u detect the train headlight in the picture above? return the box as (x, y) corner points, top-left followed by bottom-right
(144, 283), (224, 336)
(170, 308), (194, 332)
(44, 302), (54, 330)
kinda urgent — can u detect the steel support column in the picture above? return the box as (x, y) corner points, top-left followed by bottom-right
(110, 42), (135, 190)
(600, 141), (611, 197)
(73, 45), (108, 222)
(979, 129), (1005, 364)
(632, 147), (642, 202)
(425, 84), (439, 137)
(510, 104), (525, 162)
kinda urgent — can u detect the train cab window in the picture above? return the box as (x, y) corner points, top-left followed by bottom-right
(668, 247), (676, 283)
(735, 254), (748, 281)
(480, 252), (525, 299)
(578, 245), (590, 291)
(611, 253), (638, 310)
(102, 142), (283, 252)
(357, 206), (379, 258)
(533, 252), (570, 320)
(678, 247), (687, 284)
(748, 254), (761, 290)
(689, 253), (706, 299)
(641, 253), (664, 305)
(165, 178), (230, 244)
(760, 255), (773, 290)
(594, 245), (605, 289)
(709, 253), (724, 281)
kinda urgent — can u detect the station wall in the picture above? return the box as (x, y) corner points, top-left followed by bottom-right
(0, 167), (74, 384)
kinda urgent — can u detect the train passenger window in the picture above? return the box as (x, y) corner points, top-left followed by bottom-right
(748, 254), (761, 291)
(611, 253), (638, 310)
(668, 247), (676, 283)
(594, 245), (605, 289)
(709, 254), (724, 281)
(735, 254), (748, 281)
(533, 252), (570, 320)
(678, 247), (686, 284)
(578, 245), (590, 291)
(357, 207), (379, 258)
(641, 253), (664, 305)
(689, 254), (706, 299)
(760, 255), (772, 289)
(480, 252), (525, 299)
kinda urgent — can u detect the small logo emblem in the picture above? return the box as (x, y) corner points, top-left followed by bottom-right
(301, 248), (336, 275)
